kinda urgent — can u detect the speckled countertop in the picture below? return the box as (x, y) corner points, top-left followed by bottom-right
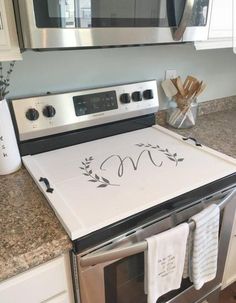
(168, 109), (236, 158)
(0, 107), (235, 283)
(0, 169), (72, 282)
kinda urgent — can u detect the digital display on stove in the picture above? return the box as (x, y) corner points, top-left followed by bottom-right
(73, 91), (118, 116)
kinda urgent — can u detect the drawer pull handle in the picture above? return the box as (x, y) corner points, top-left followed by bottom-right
(182, 136), (202, 147)
(39, 177), (54, 193)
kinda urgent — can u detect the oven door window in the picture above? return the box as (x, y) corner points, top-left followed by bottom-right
(33, 0), (209, 28)
(104, 252), (192, 303)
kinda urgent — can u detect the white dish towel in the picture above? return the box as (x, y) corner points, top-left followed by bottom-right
(145, 223), (189, 303)
(188, 204), (220, 290)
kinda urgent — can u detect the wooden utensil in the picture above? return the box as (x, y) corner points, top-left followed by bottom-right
(161, 79), (178, 98)
(185, 81), (200, 99)
(184, 75), (198, 89)
(194, 82), (207, 98)
(183, 76), (199, 98)
(176, 76), (186, 97)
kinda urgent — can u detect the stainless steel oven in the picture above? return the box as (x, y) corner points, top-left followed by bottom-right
(73, 188), (236, 303)
(14, 0), (212, 49)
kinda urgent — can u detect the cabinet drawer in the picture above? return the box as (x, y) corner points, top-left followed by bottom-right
(0, 256), (68, 303)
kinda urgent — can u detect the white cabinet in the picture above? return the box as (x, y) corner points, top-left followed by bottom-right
(195, 0), (232, 50)
(208, 0), (232, 39)
(222, 211), (236, 289)
(0, 0), (22, 61)
(0, 254), (74, 303)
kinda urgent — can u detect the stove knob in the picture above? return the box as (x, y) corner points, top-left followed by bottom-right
(25, 108), (39, 121)
(120, 93), (131, 104)
(132, 91), (142, 102)
(43, 105), (56, 118)
(143, 89), (154, 100)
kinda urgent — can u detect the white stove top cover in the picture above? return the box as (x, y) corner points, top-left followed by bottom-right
(23, 125), (236, 240)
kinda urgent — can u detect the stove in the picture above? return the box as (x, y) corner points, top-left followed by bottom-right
(11, 80), (236, 303)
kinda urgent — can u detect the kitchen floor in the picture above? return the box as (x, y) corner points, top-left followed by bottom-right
(219, 283), (236, 303)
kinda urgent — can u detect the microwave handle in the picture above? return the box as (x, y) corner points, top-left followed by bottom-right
(172, 0), (195, 41)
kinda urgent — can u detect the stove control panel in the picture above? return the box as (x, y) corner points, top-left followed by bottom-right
(73, 91), (118, 116)
(12, 80), (159, 141)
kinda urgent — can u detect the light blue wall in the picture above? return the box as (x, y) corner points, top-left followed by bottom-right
(5, 43), (236, 109)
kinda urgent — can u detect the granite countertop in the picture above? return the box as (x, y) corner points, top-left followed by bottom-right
(0, 169), (72, 282)
(0, 107), (235, 283)
(168, 109), (236, 158)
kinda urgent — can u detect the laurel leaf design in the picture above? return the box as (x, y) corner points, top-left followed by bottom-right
(102, 177), (110, 184)
(135, 142), (184, 166)
(98, 184), (108, 188)
(95, 174), (100, 180)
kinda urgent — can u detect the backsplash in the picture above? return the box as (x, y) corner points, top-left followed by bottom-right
(4, 44), (236, 109)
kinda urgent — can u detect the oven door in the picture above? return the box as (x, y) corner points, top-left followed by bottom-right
(17, 0), (211, 49)
(75, 189), (236, 303)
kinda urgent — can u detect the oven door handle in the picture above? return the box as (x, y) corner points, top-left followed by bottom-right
(80, 241), (147, 267)
(172, 0), (195, 41)
(80, 189), (236, 267)
(80, 220), (196, 267)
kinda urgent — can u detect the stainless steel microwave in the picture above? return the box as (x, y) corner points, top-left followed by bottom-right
(14, 0), (212, 49)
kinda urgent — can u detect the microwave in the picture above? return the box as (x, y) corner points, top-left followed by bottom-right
(14, 0), (212, 49)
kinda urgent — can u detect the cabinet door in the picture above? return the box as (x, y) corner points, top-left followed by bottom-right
(195, 0), (233, 49)
(0, 255), (74, 303)
(0, 0), (10, 49)
(209, 0), (232, 39)
(0, 0), (22, 61)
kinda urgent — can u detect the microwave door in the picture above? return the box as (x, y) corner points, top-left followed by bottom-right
(47, 0), (76, 28)
(91, 0), (136, 27)
(167, 0), (195, 41)
(167, 0), (211, 42)
(92, 0), (174, 29)
(183, 0), (211, 42)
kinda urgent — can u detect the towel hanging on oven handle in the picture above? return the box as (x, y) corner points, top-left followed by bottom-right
(80, 189), (236, 267)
